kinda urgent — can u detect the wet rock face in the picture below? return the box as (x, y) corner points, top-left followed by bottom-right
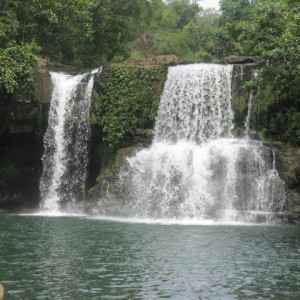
(0, 59), (64, 211)
(7, 59), (77, 135)
(0, 59), (50, 136)
(7, 103), (39, 134)
(87, 129), (155, 205)
(220, 55), (266, 65)
(277, 146), (300, 223)
(0, 134), (42, 211)
(34, 59), (52, 104)
(278, 148), (300, 189)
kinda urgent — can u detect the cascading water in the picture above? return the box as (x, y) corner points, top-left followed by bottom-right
(98, 64), (285, 223)
(155, 64), (234, 143)
(244, 70), (257, 138)
(244, 90), (253, 137)
(40, 69), (100, 211)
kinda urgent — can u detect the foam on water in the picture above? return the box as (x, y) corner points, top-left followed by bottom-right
(16, 212), (260, 226)
(21, 211), (88, 218)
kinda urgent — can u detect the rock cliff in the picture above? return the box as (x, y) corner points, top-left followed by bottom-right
(0, 58), (299, 223)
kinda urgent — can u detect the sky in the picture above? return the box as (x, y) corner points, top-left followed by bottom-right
(199, 0), (220, 10)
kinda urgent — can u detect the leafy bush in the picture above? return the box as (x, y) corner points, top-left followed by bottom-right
(92, 65), (165, 149)
(0, 45), (36, 102)
(267, 108), (300, 145)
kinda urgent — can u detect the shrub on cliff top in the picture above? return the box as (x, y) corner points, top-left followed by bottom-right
(0, 45), (36, 102)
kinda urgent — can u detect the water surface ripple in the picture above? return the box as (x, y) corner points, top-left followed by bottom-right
(0, 215), (299, 299)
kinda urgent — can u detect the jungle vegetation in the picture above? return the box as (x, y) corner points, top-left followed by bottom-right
(0, 0), (299, 144)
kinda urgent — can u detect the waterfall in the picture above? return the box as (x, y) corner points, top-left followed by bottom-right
(155, 64), (234, 143)
(244, 89), (253, 137)
(40, 69), (100, 211)
(244, 69), (258, 138)
(99, 64), (285, 223)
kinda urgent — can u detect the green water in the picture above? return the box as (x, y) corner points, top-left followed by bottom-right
(0, 215), (299, 299)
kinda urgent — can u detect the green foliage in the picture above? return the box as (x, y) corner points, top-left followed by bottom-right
(86, 0), (144, 64)
(0, 3), (19, 47)
(0, 45), (36, 102)
(0, 0), (235, 64)
(223, 0), (300, 97)
(128, 0), (225, 61)
(218, 0), (300, 145)
(0, 0), (299, 147)
(219, 0), (256, 44)
(267, 109), (300, 145)
(167, 0), (201, 29)
(92, 65), (165, 149)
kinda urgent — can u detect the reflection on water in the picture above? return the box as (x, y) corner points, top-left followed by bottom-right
(0, 215), (299, 299)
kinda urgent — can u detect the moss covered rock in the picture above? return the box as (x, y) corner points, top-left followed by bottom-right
(87, 64), (167, 199)
(91, 64), (167, 150)
(276, 146), (300, 223)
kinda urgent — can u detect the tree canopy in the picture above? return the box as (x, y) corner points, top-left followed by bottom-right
(1, 0), (299, 69)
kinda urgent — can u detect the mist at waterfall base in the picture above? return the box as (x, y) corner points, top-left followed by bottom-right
(93, 64), (285, 224)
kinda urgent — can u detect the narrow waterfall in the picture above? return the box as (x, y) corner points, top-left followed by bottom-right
(244, 90), (253, 137)
(100, 64), (285, 223)
(40, 69), (99, 211)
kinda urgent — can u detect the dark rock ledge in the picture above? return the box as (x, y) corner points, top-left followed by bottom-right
(220, 55), (266, 65)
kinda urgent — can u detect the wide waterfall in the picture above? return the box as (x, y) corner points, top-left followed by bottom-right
(155, 64), (234, 143)
(98, 64), (286, 223)
(40, 69), (99, 211)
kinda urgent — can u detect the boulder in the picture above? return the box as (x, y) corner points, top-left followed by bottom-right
(220, 55), (266, 65)
(122, 55), (179, 66)
(46, 61), (77, 73)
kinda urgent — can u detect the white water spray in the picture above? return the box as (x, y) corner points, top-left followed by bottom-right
(97, 64), (285, 223)
(40, 69), (100, 211)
